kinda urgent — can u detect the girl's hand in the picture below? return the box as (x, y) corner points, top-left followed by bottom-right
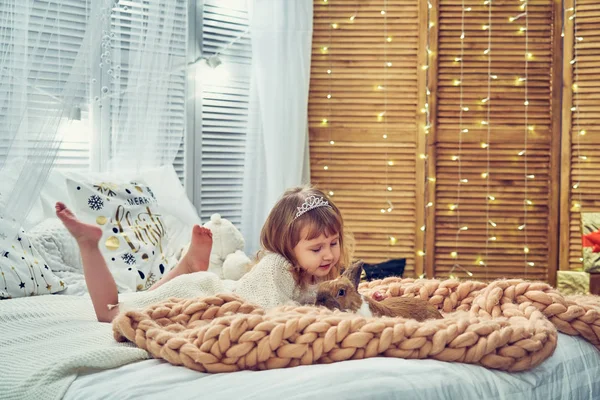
(371, 291), (385, 302)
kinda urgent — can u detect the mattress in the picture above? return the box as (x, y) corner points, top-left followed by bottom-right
(64, 333), (600, 400)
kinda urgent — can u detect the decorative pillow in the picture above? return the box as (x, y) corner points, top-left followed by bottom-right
(581, 212), (600, 273)
(65, 178), (177, 292)
(360, 258), (406, 281)
(0, 229), (66, 299)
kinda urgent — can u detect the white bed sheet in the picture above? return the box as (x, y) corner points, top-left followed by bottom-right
(65, 333), (600, 400)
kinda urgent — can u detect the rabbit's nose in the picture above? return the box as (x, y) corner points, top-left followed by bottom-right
(316, 293), (329, 304)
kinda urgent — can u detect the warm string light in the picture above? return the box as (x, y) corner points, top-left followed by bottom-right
(381, 0), (395, 239)
(571, 1), (584, 257)
(449, 0), (469, 279)
(417, 0), (434, 271)
(324, 1), (333, 185)
(483, 0), (493, 279)
(522, 1), (530, 275)
(321, 1), (362, 195)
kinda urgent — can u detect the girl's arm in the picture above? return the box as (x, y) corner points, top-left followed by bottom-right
(234, 253), (296, 309)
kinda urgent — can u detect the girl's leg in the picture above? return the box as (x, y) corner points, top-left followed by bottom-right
(56, 202), (213, 320)
(149, 225), (212, 290)
(55, 202), (119, 323)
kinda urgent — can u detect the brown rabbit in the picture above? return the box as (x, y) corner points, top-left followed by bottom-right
(315, 261), (443, 322)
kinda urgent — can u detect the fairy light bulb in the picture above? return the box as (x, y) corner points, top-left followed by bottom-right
(488, 220), (496, 227)
(331, 23), (338, 29)
(323, 165), (329, 170)
(329, 191), (334, 196)
(451, 251), (458, 258)
(329, 140), (335, 145)
(389, 236), (397, 245)
(488, 195), (495, 201)
(417, 250), (425, 257)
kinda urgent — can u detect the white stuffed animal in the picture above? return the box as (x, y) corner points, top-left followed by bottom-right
(203, 213), (251, 280)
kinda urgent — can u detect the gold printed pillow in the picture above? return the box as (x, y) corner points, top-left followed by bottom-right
(66, 178), (176, 292)
(0, 230), (66, 299)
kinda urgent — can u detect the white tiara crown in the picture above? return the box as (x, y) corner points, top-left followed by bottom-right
(295, 195), (330, 219)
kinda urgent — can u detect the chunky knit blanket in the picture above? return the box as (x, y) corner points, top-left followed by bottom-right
(113, 278), (600, 373)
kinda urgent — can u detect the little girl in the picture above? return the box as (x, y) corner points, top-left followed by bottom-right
(56, 185), (352, 322)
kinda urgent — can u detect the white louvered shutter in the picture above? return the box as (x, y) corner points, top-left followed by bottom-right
(0, 0), (92, 171)
(199, 0), (251, 226)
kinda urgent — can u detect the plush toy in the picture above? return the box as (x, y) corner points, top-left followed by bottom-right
(202, 213), (251, 280)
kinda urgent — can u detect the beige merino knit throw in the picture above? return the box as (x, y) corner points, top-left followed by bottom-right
(112, 277), (600, 373)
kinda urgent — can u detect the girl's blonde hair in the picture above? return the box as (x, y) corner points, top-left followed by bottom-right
(259, 185), (353, 286)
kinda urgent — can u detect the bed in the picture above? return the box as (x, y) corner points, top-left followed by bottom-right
(2, 274), (600, 400)
(63, 333), (600, 400)
(1, 166), (599, 400)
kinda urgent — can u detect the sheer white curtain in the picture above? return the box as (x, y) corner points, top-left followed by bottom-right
(241, 0), (313, 253)
(0, 0), (97, 246)
(105, 0), (187, 173)
(0, 0), (187, 247)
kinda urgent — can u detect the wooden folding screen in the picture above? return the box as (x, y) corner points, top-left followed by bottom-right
(309, 0), (568, 284)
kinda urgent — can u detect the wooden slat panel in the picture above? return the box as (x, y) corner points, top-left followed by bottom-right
(309, 0), (419, 274)
(564, 0), (600, 271)
(434, 0), (558, 281)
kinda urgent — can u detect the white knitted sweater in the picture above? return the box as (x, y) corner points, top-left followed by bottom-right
(0, 252), (311, 400)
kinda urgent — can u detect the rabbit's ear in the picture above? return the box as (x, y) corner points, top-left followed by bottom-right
(342, 260), (364, 289)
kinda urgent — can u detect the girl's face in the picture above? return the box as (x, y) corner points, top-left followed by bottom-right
(293, 226), (340, 278)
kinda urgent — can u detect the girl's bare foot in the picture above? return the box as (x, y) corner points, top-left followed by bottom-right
(149, 225), (212, 291)
(179, 225), (212, 274)
(55, 202), (102, 246)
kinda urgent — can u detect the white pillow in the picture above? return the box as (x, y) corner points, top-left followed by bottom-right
(64, 176), (178, 292)
(0, 229), (66, 299)
(25, 165), (200, 292)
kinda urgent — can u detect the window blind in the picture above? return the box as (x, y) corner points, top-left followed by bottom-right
(199, 0), (251, 226)
(0, 0), (91, 171)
